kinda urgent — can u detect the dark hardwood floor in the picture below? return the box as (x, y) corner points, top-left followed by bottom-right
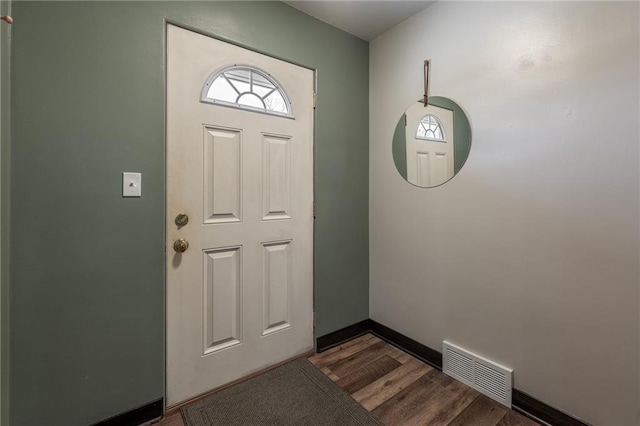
(309, 334), (538, 426)
(157, 334), (540, 426)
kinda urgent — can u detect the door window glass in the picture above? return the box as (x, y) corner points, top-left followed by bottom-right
(416, 114), (445, 141)
(202, 65), (293, 117)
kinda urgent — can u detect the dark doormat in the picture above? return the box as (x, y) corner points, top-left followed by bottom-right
(181, 358), (383, 426)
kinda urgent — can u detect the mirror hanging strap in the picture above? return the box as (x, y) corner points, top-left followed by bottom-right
(423, 59), (430, 107)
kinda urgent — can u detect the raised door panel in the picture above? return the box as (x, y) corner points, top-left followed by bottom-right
(433, 152), (448, 186)
(204, 127), (242, 224)
(417, 152), (430, 187)
(262, 134), (291, 221)
(203, 247), (242, 354)
(261, 241), (292, 335)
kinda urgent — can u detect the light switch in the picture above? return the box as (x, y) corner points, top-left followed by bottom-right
(122, 172), (142, 197)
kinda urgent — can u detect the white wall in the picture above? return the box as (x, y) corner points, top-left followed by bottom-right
(369, 2), (639, 425)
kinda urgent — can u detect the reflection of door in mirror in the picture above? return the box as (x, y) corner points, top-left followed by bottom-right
(405, 103), (454, 187)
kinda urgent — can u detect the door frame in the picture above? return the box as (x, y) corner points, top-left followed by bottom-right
(0, 2), (11, 423)
(162, 20), (317, 412)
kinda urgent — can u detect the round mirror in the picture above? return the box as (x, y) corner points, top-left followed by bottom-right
(392, 96), (472, 188)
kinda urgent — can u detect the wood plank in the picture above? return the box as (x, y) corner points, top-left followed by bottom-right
(426, 368), (454, 388)
(388, 350), (414, 364)
(379, 342), (415, 364)
(325, 341), (394, 378)
(321, 332), (377, 352)
(308, 334), (380, 368)
(449, 394), (508, 426)
(371, 373), (444, 425)
(497, 410), (542, 426)
(370, 321), (443, 368)
(319, 366), (340, 381)
(311, 333), (377, 361)
(403, 377), (479, 425)
(335, 355), (402, 394)
(351, 359), (431, 411)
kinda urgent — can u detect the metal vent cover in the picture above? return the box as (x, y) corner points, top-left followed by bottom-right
(443, 341), (513, 407)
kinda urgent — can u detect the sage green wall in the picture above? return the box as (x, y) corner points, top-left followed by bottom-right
(10, 2), (369, 425)
(391, 114), (407, 180)
(0, 1), (10, 424)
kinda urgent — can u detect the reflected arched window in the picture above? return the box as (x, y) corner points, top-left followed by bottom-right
(201, 65), (292, 117)
(416, 114), (445, 141)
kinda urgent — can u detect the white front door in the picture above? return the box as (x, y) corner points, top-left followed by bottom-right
(166, 25), (314, 406)
(405, 103), (454, 187)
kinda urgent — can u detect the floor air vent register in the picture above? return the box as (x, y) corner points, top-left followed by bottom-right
(443, 341), (513, 407)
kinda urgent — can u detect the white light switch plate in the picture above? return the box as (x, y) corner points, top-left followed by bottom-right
(122, 172), (142, 197)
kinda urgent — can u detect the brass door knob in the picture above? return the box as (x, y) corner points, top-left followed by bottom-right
(173, 238), (189, 253)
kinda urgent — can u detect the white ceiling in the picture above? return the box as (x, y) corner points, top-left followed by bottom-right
(283, 1), (436, 41)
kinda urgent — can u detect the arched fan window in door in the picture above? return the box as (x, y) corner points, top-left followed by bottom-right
(201, 65), (293, 117)
(416, 114), (446, 141)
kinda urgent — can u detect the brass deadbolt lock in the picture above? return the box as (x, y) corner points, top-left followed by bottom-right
(175, 213), (189, 227)
(173, 238), (189, 253)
